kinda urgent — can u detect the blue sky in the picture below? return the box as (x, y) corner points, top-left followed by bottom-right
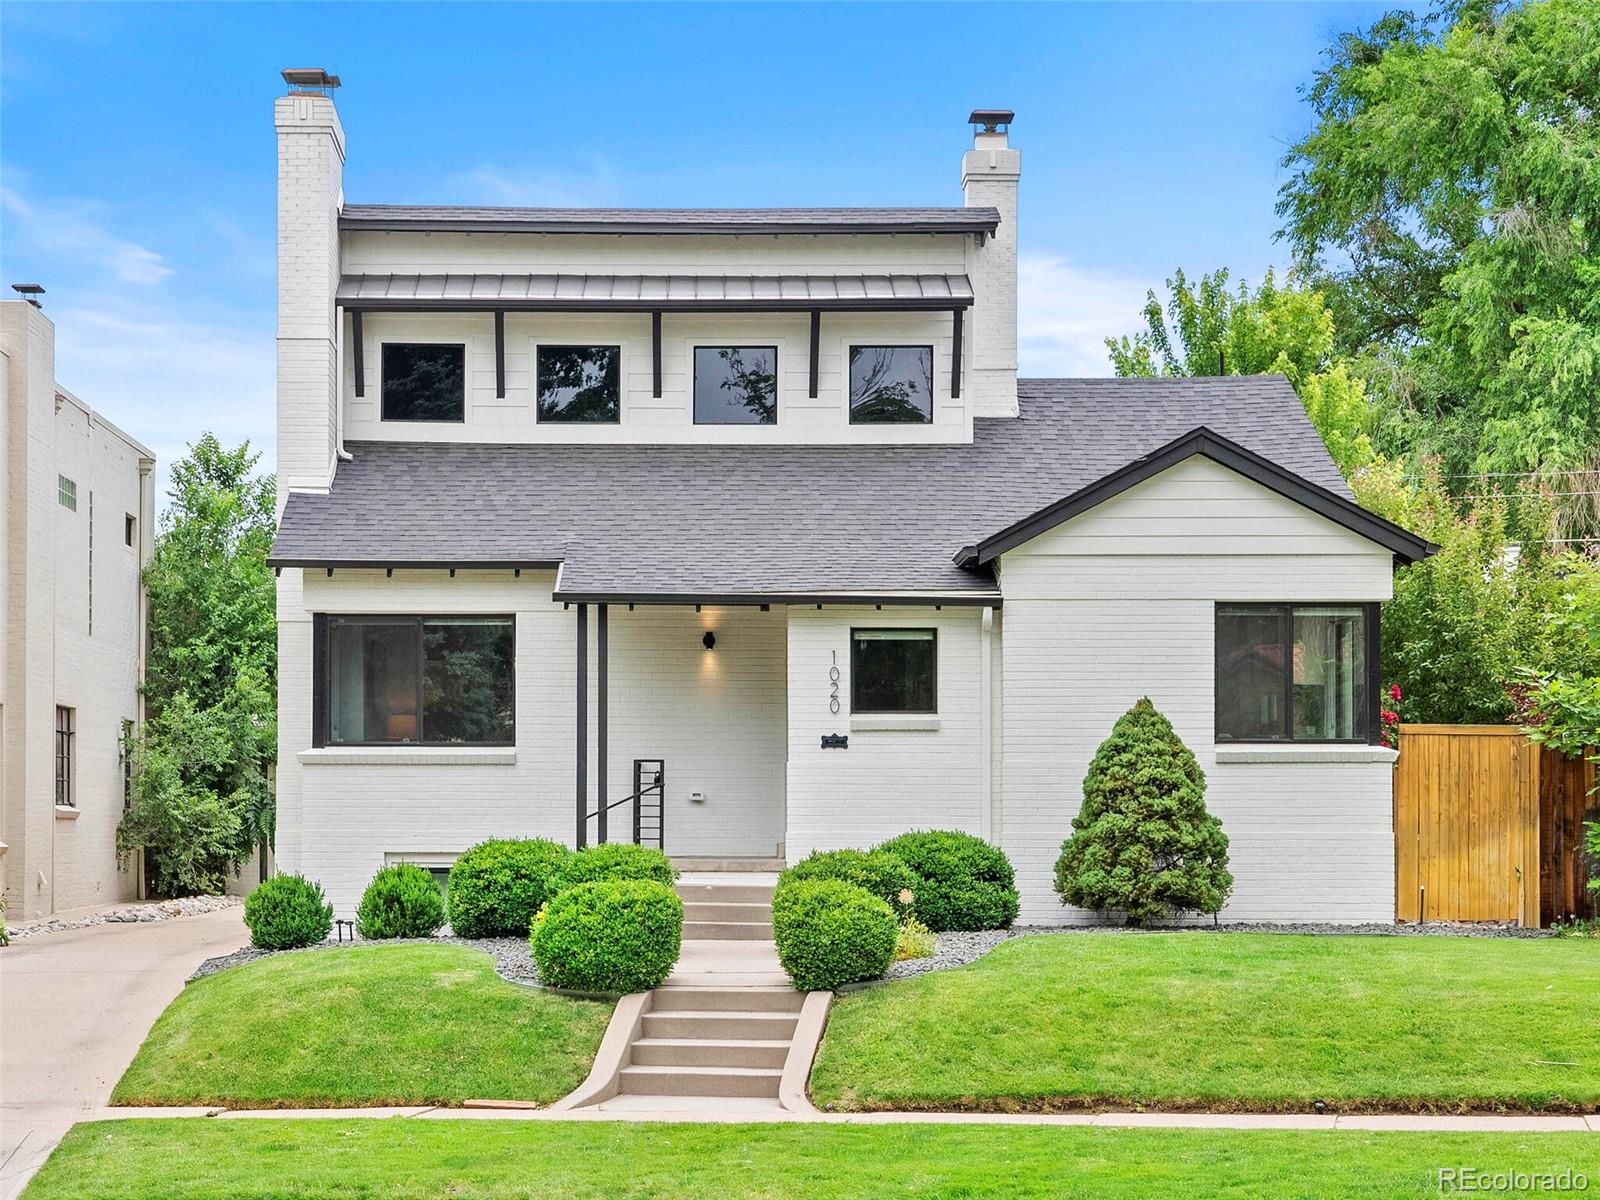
(1, 1), (1390, 489)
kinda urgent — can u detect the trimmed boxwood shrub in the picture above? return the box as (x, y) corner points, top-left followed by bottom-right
(356, 863), (445, 940)
(876, 830), (1019, 932)
(447, 838), (569, 938)
(531, 879), (683, 993)
(772, 879), (897, 991)
(244, 874), (333, 950)
(549, 843), (677, 895)
(779, 848), (918, 914)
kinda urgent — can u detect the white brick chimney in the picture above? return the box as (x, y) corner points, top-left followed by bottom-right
(275, 69), (345, 502)
(962, 110), (1020, 418)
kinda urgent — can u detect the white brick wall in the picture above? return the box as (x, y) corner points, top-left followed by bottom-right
(962, 131), (1020, 419)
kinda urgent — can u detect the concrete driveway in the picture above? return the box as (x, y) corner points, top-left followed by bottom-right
(0, 907), (247, 1198)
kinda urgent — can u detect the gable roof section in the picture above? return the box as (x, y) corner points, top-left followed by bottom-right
(271, 377), (1427, 601)
(340, 205), (1001, 237)
(956, 426), (1434, 568)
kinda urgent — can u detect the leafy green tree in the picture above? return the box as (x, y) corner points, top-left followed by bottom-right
(1278, 0), (1600, 535)
(1055, 698), (1232, 926)
(117, 437), (276, 896)
(1107, 268), (1376, 476)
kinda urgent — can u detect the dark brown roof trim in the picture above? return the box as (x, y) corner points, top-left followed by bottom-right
(266, 557), (562, 571)
(955, 426), (1437, 569)
(552, 590), (1002, 609)
(342, 296), (971, 314)
(340, 207), (1002, 237)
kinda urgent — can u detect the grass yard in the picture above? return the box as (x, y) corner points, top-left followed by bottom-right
(111, 944), (611, 1107)
(23, 1119), (1600, 1200)
(810, 933), (1600, 1112)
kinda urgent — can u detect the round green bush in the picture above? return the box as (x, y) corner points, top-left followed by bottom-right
(549, 843), (677, 895)
(355, 863), (445, 939)
(779, 848), (918, 914)
(447, 838), (570, 938)
(530, 879), (683, 993)
(772, 879), (897, 991)
(244, 874), (333, 950)
(876, 830), (1019, 932)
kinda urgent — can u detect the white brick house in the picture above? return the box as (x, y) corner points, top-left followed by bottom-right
(270, 71), (1432, 924)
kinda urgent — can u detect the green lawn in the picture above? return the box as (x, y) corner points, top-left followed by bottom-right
(811, 933), (1600, 1112)
(111, 944), (611, 1107)
(24, 1119), (1600, 1200)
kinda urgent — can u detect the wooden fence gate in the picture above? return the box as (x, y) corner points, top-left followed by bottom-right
(1394, 724), (1596, 927)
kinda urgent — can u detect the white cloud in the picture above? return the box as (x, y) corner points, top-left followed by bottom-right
(1, 184), (174, 285)
(1016, 253), (1151, 378)
(444, 158), (626, 208)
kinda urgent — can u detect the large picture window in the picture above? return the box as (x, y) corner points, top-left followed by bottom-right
(849, 345), (933, 424)
(381, 343), (466, 422)
(1216, 604), (1374, 742)
(694, 346), (777, 425)
(537, 346), (621, 423)
(851, 628), (937, 714)
(320, 616), (514, 746)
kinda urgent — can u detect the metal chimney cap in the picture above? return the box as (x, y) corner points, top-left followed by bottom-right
(282, 68), (341, 94)
(11, 283), (45, 296)
(968, 109), (1015, 132)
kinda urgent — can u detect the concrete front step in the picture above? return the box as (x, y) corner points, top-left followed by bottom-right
(684, 920), (774, 941)
(683, 900), (772, 923)
(672, 856), (786, 873)
(651, 986), (802, 1013)
(676, 883), (774, 905)
(641, 1010), (800, 1040)
(619, 1063), (783, 1098)
(629, 1037), (791, 1069)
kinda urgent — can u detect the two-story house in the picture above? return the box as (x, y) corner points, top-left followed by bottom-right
(269, 70), (1432, 924)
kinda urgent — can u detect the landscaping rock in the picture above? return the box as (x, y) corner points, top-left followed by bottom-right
(8, 895), (242, 942)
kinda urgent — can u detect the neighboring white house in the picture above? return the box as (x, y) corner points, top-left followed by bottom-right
(2, 291), (156, 920)
(269, 71), (1433, 924)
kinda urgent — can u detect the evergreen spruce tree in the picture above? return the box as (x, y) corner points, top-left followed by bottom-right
(1055, 698), (1232, 926)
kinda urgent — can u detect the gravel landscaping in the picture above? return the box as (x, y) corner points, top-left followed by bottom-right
(7, 894), (242, 942)
(190, 932), (540, 985)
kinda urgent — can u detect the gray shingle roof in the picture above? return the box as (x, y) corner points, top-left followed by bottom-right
(340, 205), (1002, 236)
(270, 376), (1359, 598)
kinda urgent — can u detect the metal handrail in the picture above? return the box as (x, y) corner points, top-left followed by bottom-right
(582, 759), (663, 848)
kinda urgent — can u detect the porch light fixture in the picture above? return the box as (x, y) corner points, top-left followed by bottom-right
(702, 631), (716, 650)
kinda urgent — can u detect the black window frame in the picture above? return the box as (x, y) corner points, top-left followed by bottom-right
(312, 614), (517, 748)
(535, 344), (623, 424)
(1214, 602), (1380, 745)
(692, 344), (779, 426)
(847, 344), (935, 425)
(55, 705), (75, 807)
(124, 513), (137, 547)
(850, 627), (939, 715)
(379, 342), (468, 423)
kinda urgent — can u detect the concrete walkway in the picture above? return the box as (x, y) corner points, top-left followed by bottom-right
(0, 906), (248, 1199)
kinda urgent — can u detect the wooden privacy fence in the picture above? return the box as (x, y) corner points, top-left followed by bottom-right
(1394, 724), (1596, 928)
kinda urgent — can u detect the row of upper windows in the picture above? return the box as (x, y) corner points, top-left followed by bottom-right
(377, 342), (938, 426)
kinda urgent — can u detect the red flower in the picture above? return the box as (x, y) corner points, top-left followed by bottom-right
(1389, 684), (1402, 702)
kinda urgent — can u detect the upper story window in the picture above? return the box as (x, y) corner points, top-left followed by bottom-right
(849, 346), (933, 424)
(537, 346), (620, 423)
(694, 346), (777, 425)
(1216, 604), (1373, 743)
(382, 343), (466, 422)
(55, 705), (75, 807)
(321, 615), (515, 746)
(851, 628), (937, 714)
(125, 514), (137, 547)
(58, 475), (77, 510)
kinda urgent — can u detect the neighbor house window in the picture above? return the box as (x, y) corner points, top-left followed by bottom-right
(849, 345), (933, 424)
(58, 475), (77, 510)
(1215, 604), (1374, 742)
(55, 706), (75, 807)
(381, 343), (466, 422)
(694, 346), (777, 424)
(125, 514), (137, 547)
(537, 346), (620, 423)
(320, 616), (514, 746)
(851, 628), (937, 713)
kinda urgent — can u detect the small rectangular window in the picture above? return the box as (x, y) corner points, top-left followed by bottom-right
(58, 476), (77, 510)
(851, 628), (937, 714)
(381, 343), (466, 422)
(55, 706), (75, 807)
(125, 514), (137, 546)
(537, 346), (621, 423)
(849, 346), (933, 424)
(325, 616), (514, 746)
(1216, 604), (1371, 742)
(694, 346), (777, 425)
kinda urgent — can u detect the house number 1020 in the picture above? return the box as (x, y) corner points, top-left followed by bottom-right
(829, 651), (841, 714)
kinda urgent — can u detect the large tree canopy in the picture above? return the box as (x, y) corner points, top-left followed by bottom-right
(1277, 0), (1600, 534)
